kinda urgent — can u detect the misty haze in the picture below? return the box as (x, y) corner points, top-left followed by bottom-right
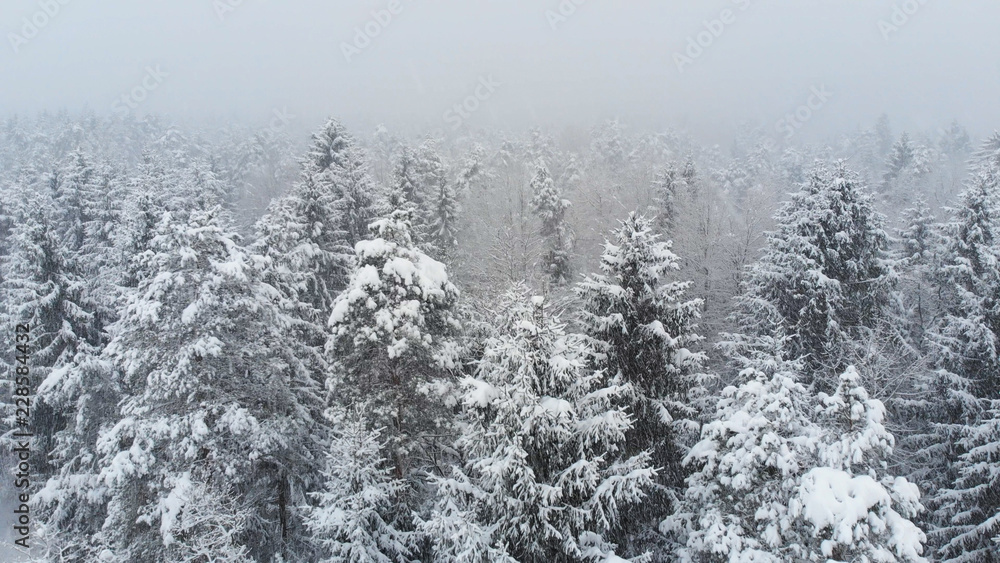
(2, 1), (1000, 562)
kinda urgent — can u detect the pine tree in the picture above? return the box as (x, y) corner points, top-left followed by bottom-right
(2, 203), (100, 367)
(33, 172), (161, 562)
(33, 352), (121, 562)
(527, 127), (556, 165)
(326, 209), (461, 485)
(881, 133), (932, 201)
(731, 162), (895, 390)
(85, 208), (326, 562)
(780, 148), (807, 185)
(304, 407), (415, 563)
(892, 200), (951, 517)
(529, 160), (572, 285)
(576, 212), (705, 556)
(0, 193), (13, 264)
(421, 288), (655, 562)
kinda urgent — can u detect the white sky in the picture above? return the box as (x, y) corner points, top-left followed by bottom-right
(1, 0), (998, 143)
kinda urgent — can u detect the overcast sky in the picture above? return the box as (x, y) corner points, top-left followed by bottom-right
(2, 0), (998, 144)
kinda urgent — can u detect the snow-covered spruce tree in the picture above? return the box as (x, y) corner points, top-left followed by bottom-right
(255, 118), (384, 319)
(527, 127), (556, 165)
(254, 173), (351, 321)
(895, 198), (939, 352)
(932, 167), (1000, 416)
(33, 185), (159, 561)
(664, 353), (927, 562)
(881, 133), (932, 204)
(308, 117), (385, 253)
(417, 140), (460, 257)
(88, 208), (326, 562)
(681, 157), (698, 196)
(79, 160), (128, 333)
(882, 133), (916, 189)
(1, 203), (101, 478)
(591, 119), (629, 172)
(428, 178), (460, 258)
(800, 366), (927, 562)
(33, 352), (121, 561)
(731, 162), (896, 390)
(0, 193), (13, 263)
(304, 407), (416, 563)
(325, 209), (461, 486)
(875, 114), (894, 157)
(576, 212), (705, 555)
(934, 401), (1000, 563)
(453, 143), (488, 198)
(971, 131), (1000, 171)
(389, 145), (429, 245)
(38, 152), (125, 344)
(928, 167), (1000, 560)
(174, 159), (236, 214)
(116, 189), (162, 289)
(651, 165), (681, 232)
(52, 150), (98, 252)
(939, 121), (972, 160)
(891, 198), (956, 520)
(529, 160), (572, 285)
(663, 349), (823, 562)
(1, 203), (100, 367)
(421, 287), (656, 563)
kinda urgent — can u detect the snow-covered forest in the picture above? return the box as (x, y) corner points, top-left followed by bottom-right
(2, 109), (1000, 562)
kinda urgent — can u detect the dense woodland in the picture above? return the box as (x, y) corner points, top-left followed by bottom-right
(1, 111), (998, 562)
